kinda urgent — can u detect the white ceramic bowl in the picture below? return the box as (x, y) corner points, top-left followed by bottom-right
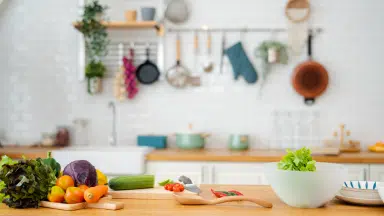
(264, 162), (348, 208)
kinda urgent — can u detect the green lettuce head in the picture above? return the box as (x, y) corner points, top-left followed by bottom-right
(277, 147), (316, 172)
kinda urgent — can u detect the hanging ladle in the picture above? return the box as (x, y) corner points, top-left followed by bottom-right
(202, 29), (214, 73)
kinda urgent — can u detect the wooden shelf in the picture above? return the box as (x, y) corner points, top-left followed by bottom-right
(73, 21), (163, 35)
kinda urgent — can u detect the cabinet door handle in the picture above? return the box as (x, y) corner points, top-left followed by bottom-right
(363, 168), (367, 181)
(201, 166), (205, 184)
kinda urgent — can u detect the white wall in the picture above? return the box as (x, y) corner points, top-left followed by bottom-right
(0, 0), (383, 149)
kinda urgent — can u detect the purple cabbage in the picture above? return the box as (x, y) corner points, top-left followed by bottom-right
(63, 160), (97, 187)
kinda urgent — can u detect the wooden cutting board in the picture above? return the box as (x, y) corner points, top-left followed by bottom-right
(40, 195), (124, 211)
(108, 187), (198, 200)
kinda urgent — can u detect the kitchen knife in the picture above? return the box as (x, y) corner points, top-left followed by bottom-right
(178, 175), (201, 194)
(184, 184), (202, 195)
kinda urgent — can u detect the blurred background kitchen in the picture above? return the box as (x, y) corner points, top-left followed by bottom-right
(1, 0), (384, 184)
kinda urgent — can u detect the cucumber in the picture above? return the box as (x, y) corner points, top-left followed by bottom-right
(109, 175), (155, 190)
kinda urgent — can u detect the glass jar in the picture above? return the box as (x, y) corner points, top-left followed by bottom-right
(55, 126), (70, 147)
(41, 132), (55, 147)
(72, 119), (89, 146)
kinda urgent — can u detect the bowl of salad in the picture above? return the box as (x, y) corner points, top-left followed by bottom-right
(264, 147), (348, 208)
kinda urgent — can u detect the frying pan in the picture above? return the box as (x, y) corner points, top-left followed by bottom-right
(292, 30), (329, 105)
(165, 34), (190, 88)
(136, 47), (160, 84)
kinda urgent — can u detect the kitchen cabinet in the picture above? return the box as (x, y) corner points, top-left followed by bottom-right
(210, 162), (268, 185)
(146, 162), (208, 184)
(368, 165), (384, 181)
(343, 164), (369, 181)
(146, 162), (374, 185)
(146, 162), (268, 185)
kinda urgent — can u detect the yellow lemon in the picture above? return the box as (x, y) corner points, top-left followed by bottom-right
(96, 169), (108, 185)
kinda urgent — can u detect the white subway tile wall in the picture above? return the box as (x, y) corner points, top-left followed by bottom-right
(0, 0), (383, 149)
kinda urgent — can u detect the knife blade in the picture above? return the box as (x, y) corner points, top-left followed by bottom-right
(184, 184), (202, 195)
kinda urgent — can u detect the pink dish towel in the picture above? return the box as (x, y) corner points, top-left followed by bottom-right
(123, 49), (138, 99)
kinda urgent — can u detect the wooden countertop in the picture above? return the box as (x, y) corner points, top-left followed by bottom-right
(0, 185), (382, 216)
(147, 149), (384, 164)
(2, 147), (384, 164)
(0, 147), (62, 159)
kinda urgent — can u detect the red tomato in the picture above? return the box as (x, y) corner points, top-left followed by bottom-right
(164, 183), (174, 191)
(172, 183), (184, 192)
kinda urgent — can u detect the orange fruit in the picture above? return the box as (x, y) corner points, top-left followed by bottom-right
(47, 186), (65, 203)
(64, 187), (84, 204)
(78, 185), (89, 192)
(56, 175), (75, 191)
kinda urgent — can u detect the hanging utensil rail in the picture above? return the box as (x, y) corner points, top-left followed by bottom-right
(168, 27), (323, 34)
(100, 41), (160, 78)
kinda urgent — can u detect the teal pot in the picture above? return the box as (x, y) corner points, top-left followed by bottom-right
(175, 133), (210, 149)
(228, 134), (249, 150)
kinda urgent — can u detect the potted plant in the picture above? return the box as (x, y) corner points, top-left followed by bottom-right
(77, 0), (109, 95)
(85, 60), (106, 94)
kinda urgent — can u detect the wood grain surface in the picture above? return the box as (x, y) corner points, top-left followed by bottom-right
(0, 185), (382, 216)
(146, 149), (384, 164)
(2, 148), (384, 163)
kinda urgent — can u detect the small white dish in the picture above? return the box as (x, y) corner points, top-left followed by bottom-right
(336, 181), (384, 206)
(340, 181), (381, 200)
(376, 185), (384, 203)
(336, 193), (384, 206)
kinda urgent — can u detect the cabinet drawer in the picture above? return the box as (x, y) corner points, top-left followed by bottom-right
(343, 164), (369, 181)
(210, 162), (268, 185)
(369, 165), (384, 181)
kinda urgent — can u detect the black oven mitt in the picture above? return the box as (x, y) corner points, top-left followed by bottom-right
(225, 42), (258, 84)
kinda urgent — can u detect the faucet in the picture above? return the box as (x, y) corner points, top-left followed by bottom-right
(108, 101), (117, 146)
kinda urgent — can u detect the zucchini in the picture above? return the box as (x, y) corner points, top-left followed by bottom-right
(109, 175), (155, 190)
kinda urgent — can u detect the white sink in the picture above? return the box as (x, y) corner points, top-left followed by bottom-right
(52, 146), (153, 175)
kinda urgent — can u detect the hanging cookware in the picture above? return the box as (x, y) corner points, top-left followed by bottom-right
(292, 30), (328, 105)
(165, 34), (190, 88)
(285, 0), (311, 23)
(155, 0), (189, 30)
(202, 30), (214, 73)
(136, 45), (160, 84)
(285, 0), (311, 56)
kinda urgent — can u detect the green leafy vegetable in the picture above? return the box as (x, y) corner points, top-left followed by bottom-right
(42, 151), (61, 178)
(0, 155), (18, 167)
(0, 157), (56, 208)
(158, 179), (173, 186)
(0, 155), (18, 202)
(0, 181), (7, 202)
(277, 147), (316, 172)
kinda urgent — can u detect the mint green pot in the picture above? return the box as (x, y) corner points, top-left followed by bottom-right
(228, 134), (249, 150)
(176, 133), (210, 149)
